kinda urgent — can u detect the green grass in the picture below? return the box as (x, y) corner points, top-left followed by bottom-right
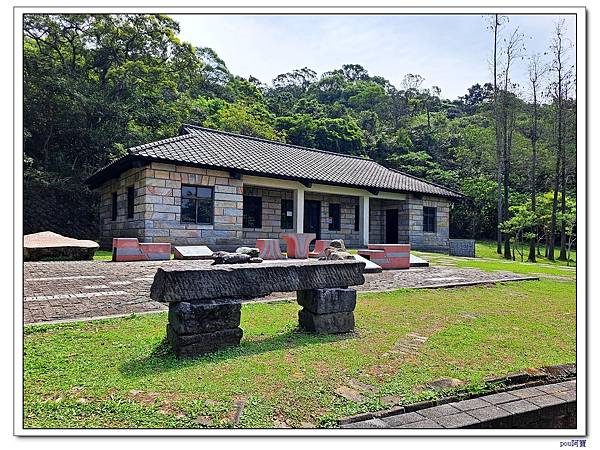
(24, 275), (575, 429)
(93, 250), (113, 261)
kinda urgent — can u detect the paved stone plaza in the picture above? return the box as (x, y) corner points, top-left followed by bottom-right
(23, 260), (536, 324)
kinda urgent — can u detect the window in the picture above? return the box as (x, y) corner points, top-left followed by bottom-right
(181, 185), (214, 224)
(354, 204), (360, 231)
(111, 192), (117, 221)
(423, 206), (437, 233)
(328, 203), (341, 231)
(127, 186), (135, 219)
(243, 195), (262, 228)
(281, 199), (294, 229)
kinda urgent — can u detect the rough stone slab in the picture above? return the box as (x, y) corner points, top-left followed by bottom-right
(167, 325), (243, 357)
(298, 309), (355, 334)
(151, 260), (366, 302)
(297, 288), (357, 314)
(168, 300), (241, 334)
(24, 231), (99, 261)
(173, 246), (214, 260)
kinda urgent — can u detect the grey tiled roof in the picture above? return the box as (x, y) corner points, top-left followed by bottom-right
(89, 125), (462, 198)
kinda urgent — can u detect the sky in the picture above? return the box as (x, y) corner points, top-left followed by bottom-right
(171, 14), (576, 100)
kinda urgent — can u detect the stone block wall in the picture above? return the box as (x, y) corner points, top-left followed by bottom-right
(407, 194), (450, 252)
(99, 162), (243, 249)
(449, 239), (476, 257)
(369, 199), (409, 244)
(241, 186), (294, 244)
(304, 192), (361, 248)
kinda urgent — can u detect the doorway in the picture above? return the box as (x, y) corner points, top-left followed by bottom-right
(385, 209), (399, 244)
(304, 200), (321, 240)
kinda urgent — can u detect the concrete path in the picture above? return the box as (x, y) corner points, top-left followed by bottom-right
(24, 260), (537, 325)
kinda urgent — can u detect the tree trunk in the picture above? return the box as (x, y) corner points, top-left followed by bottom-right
(493, 15), (503, 255)
(528, 81), (538, 262)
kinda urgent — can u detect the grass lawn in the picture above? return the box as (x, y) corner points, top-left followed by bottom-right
(24, 262), (575, 428)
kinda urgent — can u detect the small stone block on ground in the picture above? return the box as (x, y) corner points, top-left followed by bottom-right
(298, 309), (355, 334)
(166, 325), (243, 357)
(167, 300), (242, 335)
(173, 245), (214, 260)
(297, 288), (357, 314)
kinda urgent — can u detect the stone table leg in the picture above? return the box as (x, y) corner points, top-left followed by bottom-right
(297, 288), (356, 333)
(167, 299), (243, 357)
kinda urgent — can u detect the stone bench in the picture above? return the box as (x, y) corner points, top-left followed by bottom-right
(358, 244), (411, 269)
(281, 233), (316, 259)
(256, 239), (285, 260)
(150, 260), (366, 357)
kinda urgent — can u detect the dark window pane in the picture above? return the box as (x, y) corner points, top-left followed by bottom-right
(127, 186), (135, 219)
(182, 186), (196, 198)
(181, 185), (214, 224)
(111, 192), (118, 221)
(181, 198), (197, 223)
(196, 187), (212, 198)
(423, 207), (437, 233)
(328, 203), (341, 231)
(196, 198), (213, 224)
(354, 204), (360, 231)
(281, 199), (294, 229)
(243, 196), (262, 228)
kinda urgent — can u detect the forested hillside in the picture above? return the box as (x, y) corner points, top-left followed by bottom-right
(23, 14), (576, 259)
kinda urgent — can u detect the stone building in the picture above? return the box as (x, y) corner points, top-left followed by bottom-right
(86, 125), (462, 251)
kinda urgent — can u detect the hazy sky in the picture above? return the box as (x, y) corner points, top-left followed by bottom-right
(171, 14), (576, 100)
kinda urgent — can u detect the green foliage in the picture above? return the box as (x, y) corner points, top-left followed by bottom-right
(23, 14), (576, 240)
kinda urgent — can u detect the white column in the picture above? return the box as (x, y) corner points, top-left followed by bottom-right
(294, 187), (305, 233)
(360, 195), (370, 246)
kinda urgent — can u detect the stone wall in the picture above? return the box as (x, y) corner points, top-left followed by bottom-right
(407, 194), (450, 252)
(449, 239), (476, 257)
(304, 192), (361, 248)
(241, 186), (294, 243)
(369, 199), (409, 245)
(99, 162), (244, 249)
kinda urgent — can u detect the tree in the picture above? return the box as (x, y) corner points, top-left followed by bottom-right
(526, 54), (547, 262)
(499, 26), (526, 259)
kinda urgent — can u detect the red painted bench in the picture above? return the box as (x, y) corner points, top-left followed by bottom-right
(256, 239), (285, 260)
(309, 240), (333, 258)
(281, 233), (317, 259)
(357, 244), (411, 269)
(112, 238), (171, 262)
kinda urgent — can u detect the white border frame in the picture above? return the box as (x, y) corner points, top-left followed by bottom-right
(13, 3), (587, 438)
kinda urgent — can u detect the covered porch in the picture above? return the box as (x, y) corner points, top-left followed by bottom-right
(240, 175), (412, 249)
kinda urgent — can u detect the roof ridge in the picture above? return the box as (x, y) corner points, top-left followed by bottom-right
(387, 166), (464, 197)
(128, 133), (194, 155)
(181, 124), (374, 162)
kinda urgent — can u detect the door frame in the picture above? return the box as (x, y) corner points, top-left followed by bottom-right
(304, 200), (321, 240)
(385, 208), (399, 244)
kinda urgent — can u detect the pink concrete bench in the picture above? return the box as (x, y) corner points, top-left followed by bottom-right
(357, 244), (410, 269)
(281, 233), (317, 259)
(256, 239), (285, 260)
(112, 238), (171, 262)
(309, 239), (333, 258)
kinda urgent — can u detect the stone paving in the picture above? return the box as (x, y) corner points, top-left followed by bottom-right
(23, 260), (536, 324)
(341, 379), (576, 429)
